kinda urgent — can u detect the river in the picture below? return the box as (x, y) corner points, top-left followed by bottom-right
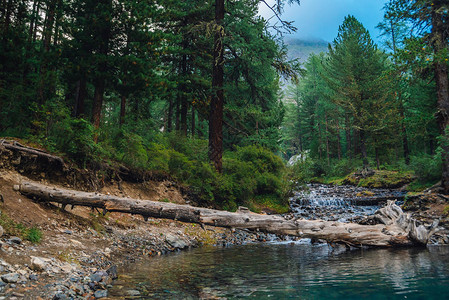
(109, 185), (449, 299)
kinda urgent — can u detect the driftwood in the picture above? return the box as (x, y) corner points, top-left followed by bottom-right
(15, 181), (435, 247)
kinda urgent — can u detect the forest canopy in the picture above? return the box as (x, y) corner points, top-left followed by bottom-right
(1, 0), (449, 209)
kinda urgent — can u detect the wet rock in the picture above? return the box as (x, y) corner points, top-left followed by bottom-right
(1, 272), (20, 283)
(8, 237), (22, 245)
(106, 265), (118, 280)
(94, 289), (108, 298)
(165, 234), (188, 249)
(126, 289), (141, 296)
(90, 273), (103, 283)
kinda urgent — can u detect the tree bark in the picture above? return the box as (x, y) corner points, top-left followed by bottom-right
(325, 113), (330, 166)
(74, 77), (87, 118)
(432, 3), (449, 194)
(167, 98), (173, 132)
(191, 106), (195, 138)
(120, 95), (126, 126)
(16, 181), (429, 247)
(92, 79), (105, 135)
(360, 129), (369, 168)
(345, 114), (351, 158)
(209, 0), (225, 173)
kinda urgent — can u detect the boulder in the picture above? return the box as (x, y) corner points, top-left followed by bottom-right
(165, 234), (188, 249)
(30, 257), (48, 272)
(1, 273), (20, 283)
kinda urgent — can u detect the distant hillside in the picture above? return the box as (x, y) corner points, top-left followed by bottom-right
(284, 38), (329, 62)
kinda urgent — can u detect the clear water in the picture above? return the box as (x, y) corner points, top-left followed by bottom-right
(109, 243), (449, 299)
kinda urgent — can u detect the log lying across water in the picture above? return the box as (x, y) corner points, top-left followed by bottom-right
(15, 181), (437, 247)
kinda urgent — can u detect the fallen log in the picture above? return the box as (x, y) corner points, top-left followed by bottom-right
(0, 139), (65, 167)
(16, 181), (429, 247)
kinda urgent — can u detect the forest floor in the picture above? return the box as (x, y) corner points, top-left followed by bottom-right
(0, 142), (270, 299)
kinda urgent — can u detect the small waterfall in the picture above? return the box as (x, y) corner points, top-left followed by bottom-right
(289, 184), (405, 223)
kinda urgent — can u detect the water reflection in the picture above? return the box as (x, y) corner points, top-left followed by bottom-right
(110, 244), (449, 299)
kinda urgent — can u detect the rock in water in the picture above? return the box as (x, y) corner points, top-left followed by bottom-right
(94, 289), (108, 298)
(126, 290), (141, 296)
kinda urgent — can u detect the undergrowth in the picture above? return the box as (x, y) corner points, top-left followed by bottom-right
(0, 212), (43, 243)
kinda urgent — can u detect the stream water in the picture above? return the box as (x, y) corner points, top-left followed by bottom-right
(109, 185), (449, 299)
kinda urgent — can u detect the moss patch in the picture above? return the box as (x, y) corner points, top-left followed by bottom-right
(341, 170), (414, 189)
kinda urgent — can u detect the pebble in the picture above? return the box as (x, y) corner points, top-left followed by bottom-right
(29, 274), (38, 281)
(126, 289), (141, 296)
(94, 289), (108, 298)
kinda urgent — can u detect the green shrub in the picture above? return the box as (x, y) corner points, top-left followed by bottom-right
(410, 154), (441, 183)
(0, 213), (43, 243)
(26, 227), (43, 243)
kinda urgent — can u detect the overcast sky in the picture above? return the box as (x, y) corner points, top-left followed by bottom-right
(259, 0), (389, 43)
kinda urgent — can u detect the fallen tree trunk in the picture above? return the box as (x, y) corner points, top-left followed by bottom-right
(0, 139), (65, 167)
(16, 181), (429, 247)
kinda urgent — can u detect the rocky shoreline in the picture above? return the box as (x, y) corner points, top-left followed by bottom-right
(0, 206), (292, 299)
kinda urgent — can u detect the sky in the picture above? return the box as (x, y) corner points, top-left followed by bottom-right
(259, 0), (389, 43)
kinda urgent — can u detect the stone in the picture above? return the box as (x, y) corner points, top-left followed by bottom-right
(0, 225), (3, 237)
(1, 273), (20, 283)
(29, 274), (38, 281)
(126, 290), (141, 296)
(165, 234), (188, 249)
(94, 289), (108, 298)
(90, 272), (103, 283)
(106, 265), (118, 280)
(30, 257), (47, 271)
(52, 293), (69, 300)
(8, 237), (22, 245)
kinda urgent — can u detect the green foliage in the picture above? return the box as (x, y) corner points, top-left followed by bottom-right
(26, 227), (43, 243)
(0, 213), (43, 243)
(409, 154), (442, 184)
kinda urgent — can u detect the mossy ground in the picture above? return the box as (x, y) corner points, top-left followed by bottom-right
(330, 170), (414, 189)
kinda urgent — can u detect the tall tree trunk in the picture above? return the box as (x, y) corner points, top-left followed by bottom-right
(191, 107), (195, 138)
(400, 106), (410, 165)
(175, 100), (180, 131)
(167, 98), (173, 132)
(33, 1), (40, 42)
(180, 46), (188, 136)
(74, 76), (87, 118)
(92, 79), (105, 138)
(28, 0), (38, 43)
(325, 114), (330, 166)
(345, 114), (351, 159)
(336, 118), (342, 160)
(375, 145), (380, 170)
(2, 0), (12, 38)
(91, 0), (111, 140)
(432, 2), (449, 193)
(52, 0), (62, 46)
(38, 0), (57, 103)
(360, 129), (369, 169)
(120, 95), (126, 126)
(209, 0), (225, 173)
